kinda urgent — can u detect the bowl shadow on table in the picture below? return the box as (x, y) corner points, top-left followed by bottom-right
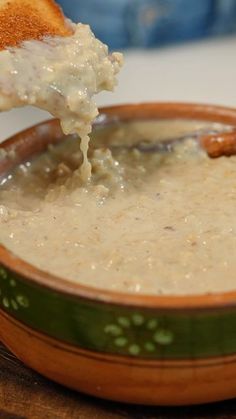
(0, 344), (235, 419)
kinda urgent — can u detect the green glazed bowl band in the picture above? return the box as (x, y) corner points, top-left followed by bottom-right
(1, 265), (236, 360)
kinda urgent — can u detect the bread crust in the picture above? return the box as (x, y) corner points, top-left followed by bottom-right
(0, 0), (72, 50)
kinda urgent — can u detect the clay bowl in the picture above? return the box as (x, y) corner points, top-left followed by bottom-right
(1, 103), (236, 406)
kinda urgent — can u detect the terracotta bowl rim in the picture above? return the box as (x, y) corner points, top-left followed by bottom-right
(1, 101), (236, 311)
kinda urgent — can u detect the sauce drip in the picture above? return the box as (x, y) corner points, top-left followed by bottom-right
(0, 23), (123, 182)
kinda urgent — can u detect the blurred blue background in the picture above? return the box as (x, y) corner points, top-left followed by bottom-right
(58, 0), (236, 49)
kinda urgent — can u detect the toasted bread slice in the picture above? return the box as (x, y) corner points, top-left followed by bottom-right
(0, 0), (72, 50)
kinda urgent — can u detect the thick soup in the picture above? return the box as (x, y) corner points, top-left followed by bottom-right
(0, 119), (236, 295)
(0, 23), (123, 181)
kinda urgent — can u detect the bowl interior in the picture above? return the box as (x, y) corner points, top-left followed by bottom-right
(1, 102), (236, 310)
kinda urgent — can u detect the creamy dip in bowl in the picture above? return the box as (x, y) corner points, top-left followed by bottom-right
(1, 103), (236, 406)
(1, 115), (236, 295)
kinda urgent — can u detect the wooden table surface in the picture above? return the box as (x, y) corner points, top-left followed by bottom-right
(1, 343), (236, 419)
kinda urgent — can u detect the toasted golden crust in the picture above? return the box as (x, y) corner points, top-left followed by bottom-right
(0, 0), (72, 50)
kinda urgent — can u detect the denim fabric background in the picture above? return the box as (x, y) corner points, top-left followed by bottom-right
(58, 0), (236, 49)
